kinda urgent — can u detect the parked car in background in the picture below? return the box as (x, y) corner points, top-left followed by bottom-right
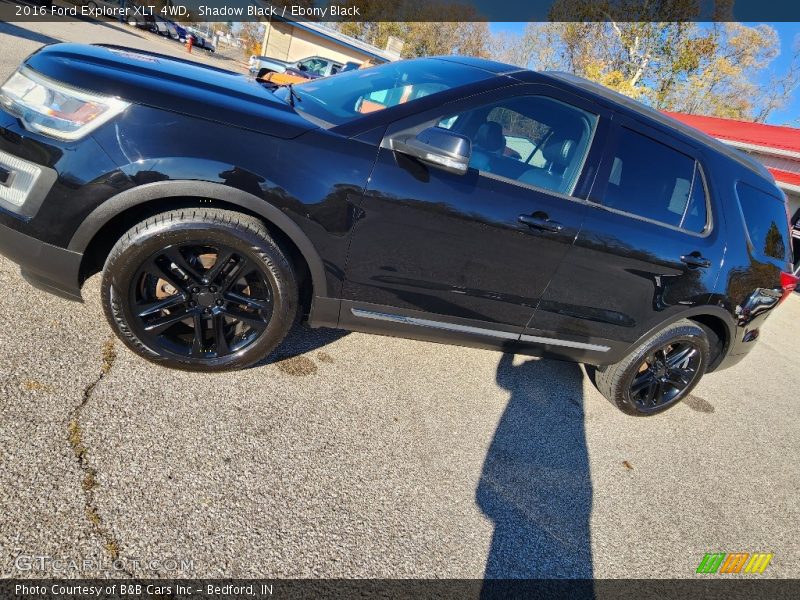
(0, 46), (796, 417)
(174, 23), (188, 42)
(185, 32), (215, 53)
(258, 61), (361, 86)
(126, 9), (154, 30)
(249, 55), (355, 80)
(148, 18), (179, 40)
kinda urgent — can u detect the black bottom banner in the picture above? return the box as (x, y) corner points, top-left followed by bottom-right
(2, 579), (800, 600)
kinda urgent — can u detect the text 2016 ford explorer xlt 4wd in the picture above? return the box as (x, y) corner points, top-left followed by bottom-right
(0, 44), (796, 415)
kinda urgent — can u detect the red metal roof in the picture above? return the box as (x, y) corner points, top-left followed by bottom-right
(769, 168), (800, 187)
(663, 111), (800, 154)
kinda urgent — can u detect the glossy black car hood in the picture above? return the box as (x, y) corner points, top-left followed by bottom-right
(23, 43), (315, 139)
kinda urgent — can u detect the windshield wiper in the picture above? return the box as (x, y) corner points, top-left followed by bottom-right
(284, 83), (302, 108)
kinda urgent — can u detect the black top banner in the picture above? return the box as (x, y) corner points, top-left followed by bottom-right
(2, 0), (800, 23)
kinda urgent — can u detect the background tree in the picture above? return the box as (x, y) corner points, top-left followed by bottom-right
(488, 2), (795, 121)
(332, 0), (795, 122)
(334, 0), (488, 58)
(753, 35), (800, 123)
(239, 22), (265, 59)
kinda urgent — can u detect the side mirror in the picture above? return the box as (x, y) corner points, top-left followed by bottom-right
(391, 127), (471, 175)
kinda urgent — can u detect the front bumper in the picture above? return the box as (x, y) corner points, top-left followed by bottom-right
(0, 220), (83, 301)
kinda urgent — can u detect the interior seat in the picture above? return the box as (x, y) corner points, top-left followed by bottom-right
(470, 122), (506, 173)
(518, 136), (577, 194)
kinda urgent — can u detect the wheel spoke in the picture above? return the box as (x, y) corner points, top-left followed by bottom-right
(218, 257), (249, 292)
(658, 348), (668, 366)
(666, 370), (690, 386)
(667, 346), (697, 369)
(136, 294), (187, 317)
(225, 290), (271, 312)
(205, 249), (235, 284)
(212, 314), (230, 354)
(164, 247), (203, 285)
(643, 379), (658, 403)
(668, 369), (694, 386)
(631, 372), (654, 395)
(190, 313), (206, 356)
(222, 306), (268, 331)
(144, 307), (193, 334)
(651, 380), (665, 405)
(142, 258), (189, 294)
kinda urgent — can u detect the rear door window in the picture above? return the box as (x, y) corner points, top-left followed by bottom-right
(735, 182), (790, 261)
(602, 127), (708, 233)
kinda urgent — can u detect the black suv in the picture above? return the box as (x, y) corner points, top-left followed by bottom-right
(0, 44), (796, 415)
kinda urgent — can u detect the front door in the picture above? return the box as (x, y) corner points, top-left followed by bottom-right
(341, 85), (609, 347)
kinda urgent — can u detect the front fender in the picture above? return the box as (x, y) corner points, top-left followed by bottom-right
(68, 180), (330, 298)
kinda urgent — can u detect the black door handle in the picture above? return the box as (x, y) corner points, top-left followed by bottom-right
(680, 254), (712, 269)
(518, 214), (564, 233)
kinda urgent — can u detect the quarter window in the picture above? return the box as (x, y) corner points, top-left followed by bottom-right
(736, 182), (789, 261)
(602, 127), (708, 233)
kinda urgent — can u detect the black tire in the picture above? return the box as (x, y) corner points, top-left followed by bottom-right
(101, 209), (298, 371)
(595, 319), (709, 416)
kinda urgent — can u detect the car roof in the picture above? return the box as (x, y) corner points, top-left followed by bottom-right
(432, 55), (524, 75)
(430, 59), (770, 180)
(537, 71), (773, 181)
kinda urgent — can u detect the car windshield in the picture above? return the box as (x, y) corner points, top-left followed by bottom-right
(274, 58), (494, 126)
(298, 58), (328, 76)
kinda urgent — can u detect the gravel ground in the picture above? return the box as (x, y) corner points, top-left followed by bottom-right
(0, 16), (798, 580)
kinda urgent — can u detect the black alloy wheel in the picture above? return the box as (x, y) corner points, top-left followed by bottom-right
(595, 319), (710, 416)
(130, 242), (274, 360)
(627, 341), (702, 413)
(102, 209), (298, 371)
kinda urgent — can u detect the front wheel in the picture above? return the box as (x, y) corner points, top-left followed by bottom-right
(595, 319), (709, 416)
(101, 209), (298, 371)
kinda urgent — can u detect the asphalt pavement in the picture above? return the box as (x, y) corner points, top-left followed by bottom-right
(0, 17), (798, 580)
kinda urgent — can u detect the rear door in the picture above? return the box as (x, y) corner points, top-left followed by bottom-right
(341, 84), (611, 346)
(521, 115), (725, 362)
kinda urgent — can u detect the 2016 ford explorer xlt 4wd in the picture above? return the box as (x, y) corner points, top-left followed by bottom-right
(0, 44), (796, 415)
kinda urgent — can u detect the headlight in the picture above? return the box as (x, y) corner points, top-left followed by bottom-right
(0, 67), (129, 141)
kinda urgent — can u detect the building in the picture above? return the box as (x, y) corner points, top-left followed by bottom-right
(665, 112), (800, 220)
(259, 17), (401, 68)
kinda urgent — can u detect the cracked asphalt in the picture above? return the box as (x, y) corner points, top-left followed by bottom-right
(1, 17), (799, 580)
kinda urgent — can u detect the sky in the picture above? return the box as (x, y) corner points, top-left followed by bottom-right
(490, 22), (800, 126)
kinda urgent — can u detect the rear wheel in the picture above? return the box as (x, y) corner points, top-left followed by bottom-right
(101, 209), (297, 371)
(596, 320), (709, 416)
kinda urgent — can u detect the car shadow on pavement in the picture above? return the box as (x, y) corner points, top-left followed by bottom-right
(252, 323), (349, 369)
(478, 353), (594, 590)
